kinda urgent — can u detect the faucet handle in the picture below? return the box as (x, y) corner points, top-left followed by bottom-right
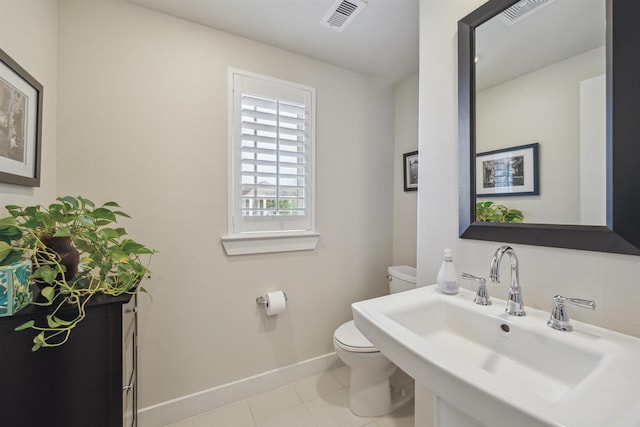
(461, 273), (492, 306)
(547, 295), (596, 331)
(461, 272), (484, 281)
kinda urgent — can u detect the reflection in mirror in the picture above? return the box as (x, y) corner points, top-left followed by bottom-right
(474, 0), (606, 225)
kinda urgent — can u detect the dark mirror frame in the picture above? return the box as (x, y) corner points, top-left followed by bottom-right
(458, 0), (640, 256)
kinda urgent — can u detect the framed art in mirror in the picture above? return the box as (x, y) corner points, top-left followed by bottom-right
(0, 47), (42, 187)
(476, 143), (539, 197)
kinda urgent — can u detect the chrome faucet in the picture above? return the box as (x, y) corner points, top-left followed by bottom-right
(489, 245), (526, 316)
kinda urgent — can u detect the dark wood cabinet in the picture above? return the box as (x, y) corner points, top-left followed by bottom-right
(0, 292), (137, 427)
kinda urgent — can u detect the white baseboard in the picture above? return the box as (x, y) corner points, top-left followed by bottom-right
(138, 352), (342, 427)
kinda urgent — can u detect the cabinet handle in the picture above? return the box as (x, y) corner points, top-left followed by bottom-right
(125, 306), (138, 314)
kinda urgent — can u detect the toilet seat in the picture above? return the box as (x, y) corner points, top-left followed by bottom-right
(333, 320), (379, 353)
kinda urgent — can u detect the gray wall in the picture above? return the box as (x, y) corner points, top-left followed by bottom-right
(0, 1), (57, 207)
(56, 0), (396, 410)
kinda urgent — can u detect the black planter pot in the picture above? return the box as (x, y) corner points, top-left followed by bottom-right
(38, 235), (80, 281)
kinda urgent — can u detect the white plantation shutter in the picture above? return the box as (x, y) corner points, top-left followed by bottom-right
(230, 71), (315, 235)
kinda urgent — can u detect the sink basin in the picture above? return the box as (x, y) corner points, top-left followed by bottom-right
(352, 285), (640, 427)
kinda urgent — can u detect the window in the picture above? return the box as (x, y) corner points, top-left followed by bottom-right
(223, 70), (318, 255)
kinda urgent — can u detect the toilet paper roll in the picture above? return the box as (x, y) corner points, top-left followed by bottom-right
(265, 290), (287, 316)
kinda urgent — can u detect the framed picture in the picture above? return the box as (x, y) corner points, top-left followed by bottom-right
(403, 150), (418, 192)
(0, 48), (43, 187)
(476, 143), (539, 197)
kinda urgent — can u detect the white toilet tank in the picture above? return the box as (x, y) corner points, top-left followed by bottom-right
(387, 266), (417, 294)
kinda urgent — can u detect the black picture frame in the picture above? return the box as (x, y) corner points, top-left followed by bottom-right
(0, 47), (43, 187)
(403, 150), (418, 192)
(476, 143), (539, 197)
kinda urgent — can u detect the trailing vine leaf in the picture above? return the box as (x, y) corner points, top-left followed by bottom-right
(46, 314), (61, 328)
(0, 218), (23, 266)
(32, 266), (59, 285)
(40, 286), (56, 304)
(53, 316), (74, 326)
(53, 227), (72, 237)
(0, 241), (13, 262)
(15, 320), (35, 331)
(32, 332), (46, 352)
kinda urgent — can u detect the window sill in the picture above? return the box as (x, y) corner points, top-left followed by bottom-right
(221, 233), (320, 256)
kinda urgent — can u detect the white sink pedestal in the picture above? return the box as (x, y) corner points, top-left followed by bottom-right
(414, 383), (485, 427)
(414, 383), (435, 426)
(435, 397), (486, 427)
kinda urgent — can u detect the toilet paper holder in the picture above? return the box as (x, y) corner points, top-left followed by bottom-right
(256, 292), (288, 306)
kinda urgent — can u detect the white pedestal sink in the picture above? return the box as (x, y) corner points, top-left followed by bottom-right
(352, 285), (640, 427)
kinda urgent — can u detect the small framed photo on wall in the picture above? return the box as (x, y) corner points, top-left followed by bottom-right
(403, 150), (418, 192)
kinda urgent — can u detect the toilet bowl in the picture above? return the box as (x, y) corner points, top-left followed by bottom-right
(333, 266), (416, 417)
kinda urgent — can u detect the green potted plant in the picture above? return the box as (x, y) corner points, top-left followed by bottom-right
(0, 196), (155, 351)
(476, 201), (524, 223)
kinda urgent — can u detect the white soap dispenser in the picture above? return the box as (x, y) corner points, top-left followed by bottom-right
(436, 248), (459, 294)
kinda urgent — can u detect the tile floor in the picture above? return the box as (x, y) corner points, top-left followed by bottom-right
(166, 365), (414, 427)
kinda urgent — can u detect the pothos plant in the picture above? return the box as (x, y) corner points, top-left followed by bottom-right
(0, 196), (156, 351)
(476, 201), (524, 223)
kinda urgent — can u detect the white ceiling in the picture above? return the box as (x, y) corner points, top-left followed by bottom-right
(126, 0), (420, 83)
(475, 0), (605, 90)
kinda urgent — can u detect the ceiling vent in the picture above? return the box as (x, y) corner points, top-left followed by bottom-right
(320, 0), (367, 32)
(499, 0), (556, 25)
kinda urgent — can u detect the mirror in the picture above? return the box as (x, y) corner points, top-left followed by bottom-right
(458, 0), (640, 255)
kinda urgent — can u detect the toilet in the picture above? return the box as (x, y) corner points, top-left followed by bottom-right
(333, 265), (417, 417)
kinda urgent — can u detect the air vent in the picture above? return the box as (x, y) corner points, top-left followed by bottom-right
(499, 0), (555, 25)
(320, 0), (367, 32)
